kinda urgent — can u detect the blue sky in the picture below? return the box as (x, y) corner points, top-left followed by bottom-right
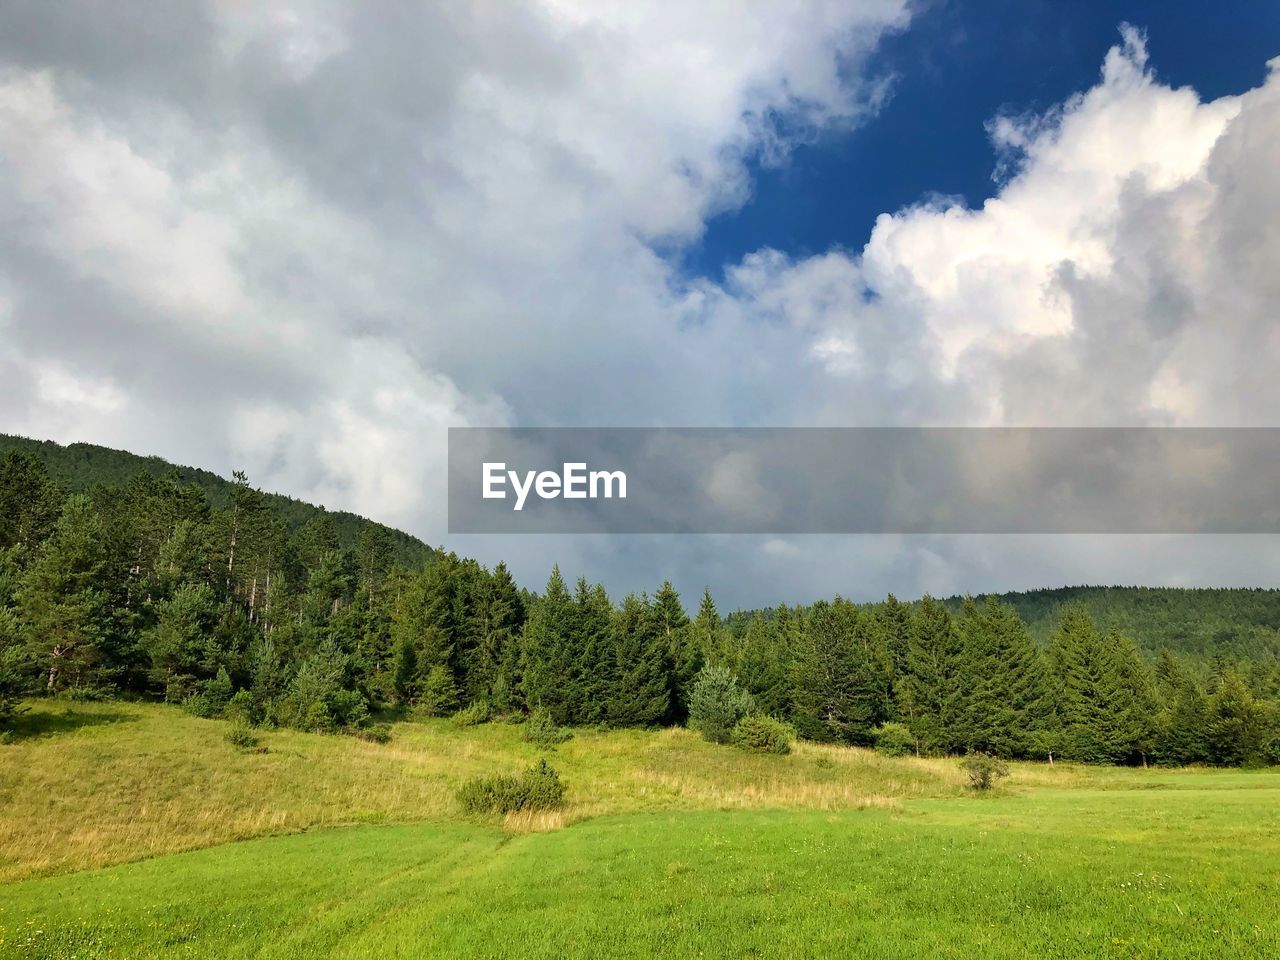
(2, 1), (1280, 606)
(692, 1), (1280, 280)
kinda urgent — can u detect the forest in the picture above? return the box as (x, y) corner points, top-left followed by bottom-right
(2, 441), (1278, 767)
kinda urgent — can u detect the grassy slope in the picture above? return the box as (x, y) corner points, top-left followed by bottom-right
(2, 702), (1278, 958)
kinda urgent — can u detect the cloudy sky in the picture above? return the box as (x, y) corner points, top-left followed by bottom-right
(2, 1), (1279, 607)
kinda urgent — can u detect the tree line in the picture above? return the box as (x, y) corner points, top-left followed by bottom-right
(1, 450), (1277, 766)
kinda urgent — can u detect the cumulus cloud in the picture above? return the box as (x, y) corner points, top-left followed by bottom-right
(773, 27), (1280, 431)
(1, 6), (1278, 605)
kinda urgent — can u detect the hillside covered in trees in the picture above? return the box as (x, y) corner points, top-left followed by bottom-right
(0, 435), (433, 569)
(1, 444), (1278, 767)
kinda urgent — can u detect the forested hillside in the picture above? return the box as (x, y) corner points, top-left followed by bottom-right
(963, 587), (1280, 661)
(2, 442), (1278, 768)
(0, 435), (433, 569)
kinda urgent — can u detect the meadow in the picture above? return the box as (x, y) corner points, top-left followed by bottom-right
(1, 701), (1278, 958)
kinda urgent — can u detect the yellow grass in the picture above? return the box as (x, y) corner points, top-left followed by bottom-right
(0, 699), (1182, 882)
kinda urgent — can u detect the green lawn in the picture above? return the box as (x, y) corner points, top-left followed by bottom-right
(3, 778), (1278, 958)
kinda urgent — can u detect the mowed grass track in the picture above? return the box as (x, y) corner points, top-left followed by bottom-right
(1, 702), (1278, 958)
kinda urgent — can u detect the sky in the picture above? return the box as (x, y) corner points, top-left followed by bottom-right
(1, 1), (1279, 608)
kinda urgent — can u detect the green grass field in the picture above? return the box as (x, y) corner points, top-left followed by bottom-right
(2, 702), (1278, 958)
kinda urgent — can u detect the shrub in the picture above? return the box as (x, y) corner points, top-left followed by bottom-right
(60, 685), (114, 703)
(452, 700), (492, 727)
(223, 688), (258, 726)
(353, 723), (392, 744)
(521, 759), (566, 809)
(457, 773), (526, 814)
(814, 755), (834, 770)
(457, 760), (566, 814)
(523, 706), (571, 748)
(225, 723), (260, 750)
(182, 692), (218, 718)
(873, 722), (916, 758)
(731, 714), (795, 754)
(687, 665), (754, 744)
(960, 753), (1009, 790)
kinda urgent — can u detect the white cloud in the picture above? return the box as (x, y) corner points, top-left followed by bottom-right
(2, 9), (1279, 605)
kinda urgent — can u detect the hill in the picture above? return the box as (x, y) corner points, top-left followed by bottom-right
(961, 586), (1280, 661)
(0, 434), (434, 569)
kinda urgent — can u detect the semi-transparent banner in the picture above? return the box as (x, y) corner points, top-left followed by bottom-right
(447, 428), (1280, 534)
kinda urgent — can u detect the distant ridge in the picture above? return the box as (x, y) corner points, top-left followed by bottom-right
(953, 585), (1280, 661)
(0, 434), (435, 569)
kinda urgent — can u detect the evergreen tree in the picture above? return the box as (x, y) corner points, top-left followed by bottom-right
(693, 587), (727, 667)
(652, 581), (697, 723)
(1047, 607), (1157, 764)
(18, 496), (116, 693)
(736, 614), (790, 718)
(896, 595), (964, 755)
(0, 605), (32, 726)
(1205, 670), (1265, 766)
(462, 562), (524, 705)
(1153, 650), (1209, 764)
(606, 594), (670, 727)
(954, 597), (1045, 758)
(687, 664), (753, 743)
(144, 581), (221, 701)
(520, 566), (580, 724)
(790, 599), (888, 744)
(0, 451), (63, 560)
(574, 580), (615, 724)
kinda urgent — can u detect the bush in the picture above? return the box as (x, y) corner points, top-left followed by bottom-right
(181, 692), (218, 718)
(523, 706), (571, 748)
(457, 760), (566, 814)
(223, 688), (258, 726)
(452, 700), (492, 727)
(730, 714), (795, 754)
(59, 685), (114, 703)
(225, 723), (260, 750)
(873, 722), (916, 758)
(960, 753), (1009, 790)
(521, 758), (566, 809)
(353, 723), (392, 744)
(687, 665), (754, 744)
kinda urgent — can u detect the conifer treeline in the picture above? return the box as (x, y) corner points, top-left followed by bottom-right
(1, 452), (1277, 766)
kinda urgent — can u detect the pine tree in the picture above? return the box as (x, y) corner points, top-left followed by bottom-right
(1104, 628), (1158, 765)
(896, 595), (964, 755)
(18, 496), (116, 693)
(954, 597), (1045, 758)
(873, 593), (911, 700)
(462, 562), (524, 705)
(1153, 650), (1209, 764)
(574, 580), (615, 724)
(652, 581), (697, 723)
(144, 581), (220, 701)
(520, 566), (580, 724)
(790, 599), (888, 744)
(0, 451), (63, 560)
(737, 614), (790, 718)
(1205, 670), (1264, 766)
(606, 594), (670, 727)
(1047, 607), (1156, 763)
(693, 587), (726, 666)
